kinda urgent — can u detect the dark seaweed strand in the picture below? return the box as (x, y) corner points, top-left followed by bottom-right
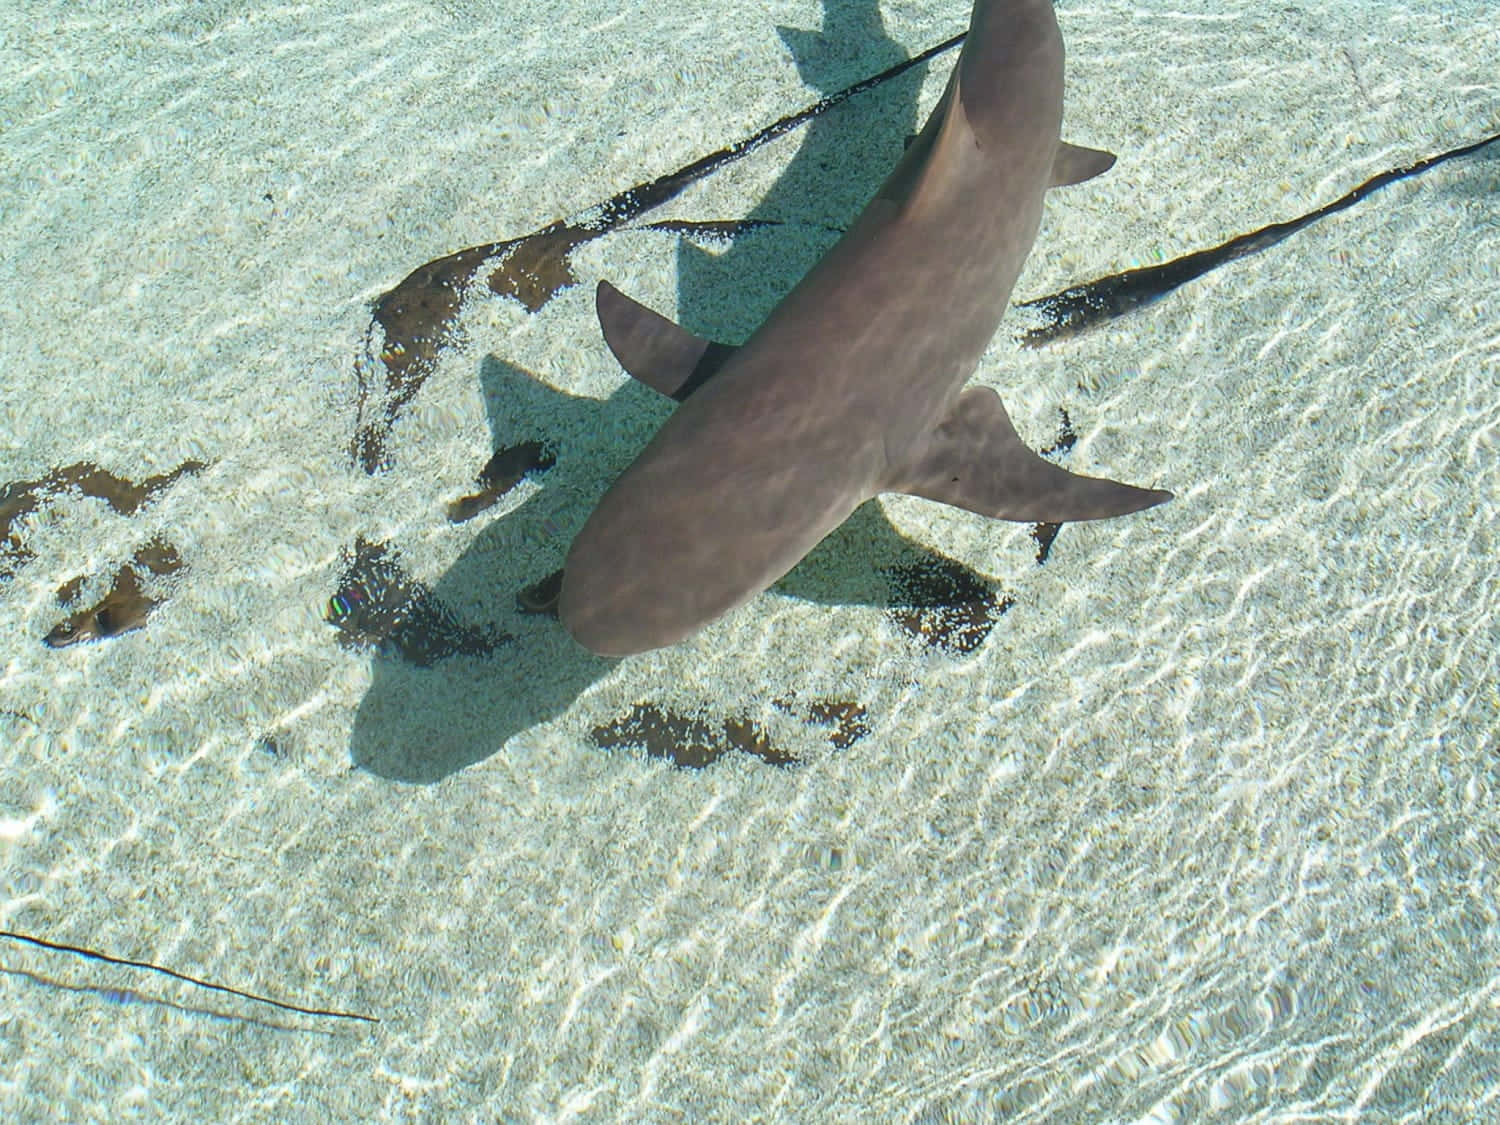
(0, 930), (379, 1024)
(1018, 127), (1500, 346)
(585, 31), (968, 232)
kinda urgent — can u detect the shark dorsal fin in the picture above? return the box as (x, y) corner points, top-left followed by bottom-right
(889, 386), (1172, 522)
(897, 60), (1115, 216)
(595, 280), (737, 402)
(898, 66), (977, 220)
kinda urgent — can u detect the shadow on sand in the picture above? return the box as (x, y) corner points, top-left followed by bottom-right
(346, 2), (1011, 783)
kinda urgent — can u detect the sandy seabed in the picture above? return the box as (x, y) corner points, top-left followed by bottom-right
(1, 0), (1497, 1120)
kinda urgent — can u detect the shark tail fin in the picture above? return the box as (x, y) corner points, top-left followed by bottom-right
(890, 386), (1172, 522)
(1050, 142), (1116, 187)
(595, 281), (736, 402)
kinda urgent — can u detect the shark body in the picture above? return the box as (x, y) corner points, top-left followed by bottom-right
(559, 0), (1170, 657)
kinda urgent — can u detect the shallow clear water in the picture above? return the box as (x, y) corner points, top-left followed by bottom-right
(1, 1), (1497, 1120)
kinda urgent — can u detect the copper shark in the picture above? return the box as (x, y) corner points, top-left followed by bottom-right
(559, 0), (1171, 657)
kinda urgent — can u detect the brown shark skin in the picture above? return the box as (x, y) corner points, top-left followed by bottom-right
(562, 0), (1170, 657)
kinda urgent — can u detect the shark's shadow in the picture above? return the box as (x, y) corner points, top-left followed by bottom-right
(348, 3), (1006, 783)
(347, 355), (1005, 782)
(674, 1), (925, 338)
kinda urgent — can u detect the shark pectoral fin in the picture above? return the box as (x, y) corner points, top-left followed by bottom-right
(891, 387), (1172, 523)
(1050, 142), (1116, 187)
(595, 280), (737, 402)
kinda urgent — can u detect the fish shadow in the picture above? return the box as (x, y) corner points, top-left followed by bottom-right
(676, 0), (925, 337)
(348, 357), (965, 783)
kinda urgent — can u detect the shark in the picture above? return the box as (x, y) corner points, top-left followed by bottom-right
(558, 0), (1171, 657)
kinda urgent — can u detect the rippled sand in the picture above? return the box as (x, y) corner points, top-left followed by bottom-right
(1, 0), (1497, 1119)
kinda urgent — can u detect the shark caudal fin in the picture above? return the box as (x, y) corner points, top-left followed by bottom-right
(595, 281), (736, 402)
(1050, 142), (1116, 187)
(890, 386), (1171, 522)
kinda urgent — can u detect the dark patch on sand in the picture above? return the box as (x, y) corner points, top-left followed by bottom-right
(44, 538), (185, 647)
(327, 536), (510, 666)
(445, 440), (556, 523)
(1040, 407), (1076, 456)
(591, 703), (791, 769)
(590, 694), (869, 769)
(774, 693), (872, 750)
(1, 460), (206, 580)
(516, 567), (564, 615)
(1031, 522), (1063, 565)
(1031, 408), (1076, 564)
(884, 555), (1013, 654)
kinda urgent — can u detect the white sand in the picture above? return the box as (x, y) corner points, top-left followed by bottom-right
(1, 0), (1497, 1119)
